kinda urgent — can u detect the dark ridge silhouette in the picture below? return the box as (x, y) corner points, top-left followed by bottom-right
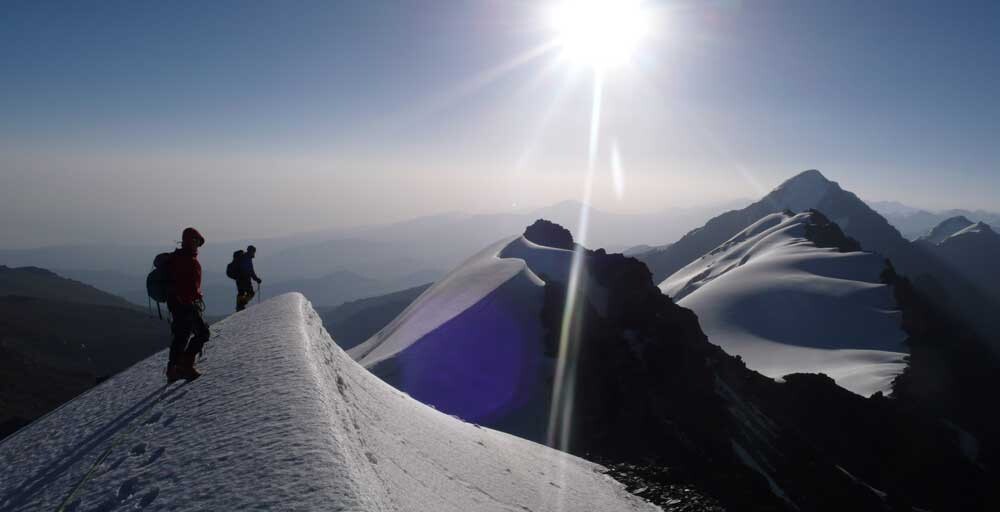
(0, 267), (169, 441)
(523, 219), (575, 250)
(0, 265), (139, 309)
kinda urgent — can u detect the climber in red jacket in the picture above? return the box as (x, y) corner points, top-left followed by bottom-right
(166, 227), (210, 382)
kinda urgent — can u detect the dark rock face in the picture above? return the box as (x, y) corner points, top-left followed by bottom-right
(532, 224), (998, 511)
(523, 219), (575, 250)
(883, 261), (1000, 474)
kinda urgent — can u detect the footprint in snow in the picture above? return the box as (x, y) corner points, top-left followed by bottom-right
(144, 447), (166, 466)
(105, 455), (127, 472)
(365, 452), (378, 464)
(130, 443), (147, 456)
(85, 498), (117, 512)
(166, 390), (187, 403)
(144, 412), (162, 425)
(117, 477), (139, 502)
(162, 414), (177, 427)
(136, 488), (159, 509)
(336, 375), (348, 397)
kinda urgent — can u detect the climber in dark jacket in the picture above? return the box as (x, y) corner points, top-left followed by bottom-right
(235, 245), (262, 311)
(166, 227), (210, 382)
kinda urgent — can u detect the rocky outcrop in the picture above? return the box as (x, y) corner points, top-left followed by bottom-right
(523, 218), (575, 250)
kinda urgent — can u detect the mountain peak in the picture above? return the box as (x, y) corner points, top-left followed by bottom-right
(787, 169), (830, 184)
(766, 169), (838, 212)
(922, 215), (975, 244)
(524, 219), (574, 250)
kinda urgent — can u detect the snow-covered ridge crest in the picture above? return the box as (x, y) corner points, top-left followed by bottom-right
(661, 212), (798, 301)
(349, 235), (573, 368)
(347, 234), (576, 439)
(660, 211), (908, 396)
(0, 293), (655, 512)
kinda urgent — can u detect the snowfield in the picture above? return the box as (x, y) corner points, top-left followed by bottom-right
(661, 212), (908, 396)
(0, 293), (656, 512)
(349, 236), (574, 439)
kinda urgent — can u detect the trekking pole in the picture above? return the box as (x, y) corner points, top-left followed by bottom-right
(257, 282), (262, 304)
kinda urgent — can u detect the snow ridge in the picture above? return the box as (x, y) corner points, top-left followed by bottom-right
(0, 294), (655, 512)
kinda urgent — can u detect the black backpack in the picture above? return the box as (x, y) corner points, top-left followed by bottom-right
(146, 251), (174, 318)
(226, 250), (244, 280)
(147, 252), (174, 302)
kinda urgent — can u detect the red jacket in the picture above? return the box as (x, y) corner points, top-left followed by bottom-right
(169, 247), (203, 305)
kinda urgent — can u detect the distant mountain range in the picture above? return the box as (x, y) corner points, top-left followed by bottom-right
(0, 265), (139, 310)
(868, 200), (1000, 240)
(0, 200), (741, 316)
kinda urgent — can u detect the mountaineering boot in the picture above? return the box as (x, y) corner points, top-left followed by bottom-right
(176, 353), (202, 381)
(166, 363), (181, 383)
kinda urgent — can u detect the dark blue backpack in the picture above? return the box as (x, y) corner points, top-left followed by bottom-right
(226, 250), (244, 280)
(146, 252), (174, 318)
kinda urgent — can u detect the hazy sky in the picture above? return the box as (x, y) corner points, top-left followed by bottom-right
(3, 0), (1000, 248)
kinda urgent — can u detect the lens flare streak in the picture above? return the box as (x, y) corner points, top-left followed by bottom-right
(547, 70), (603, 453)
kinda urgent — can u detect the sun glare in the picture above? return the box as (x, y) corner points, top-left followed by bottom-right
(550, 0), (649, 70)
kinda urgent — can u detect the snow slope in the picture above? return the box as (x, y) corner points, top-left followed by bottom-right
(661, 212), (907, 396)
(349, 236), (574, 438)
(0, 293), (655, 512)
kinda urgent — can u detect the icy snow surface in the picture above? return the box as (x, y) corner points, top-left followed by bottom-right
(661, 212), (907, 396)
(348, 236), (574, 436)
(0, 293), (655, 512)
(350, 236), (572, 368)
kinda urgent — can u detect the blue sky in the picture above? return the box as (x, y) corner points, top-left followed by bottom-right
(2, 0), (1000, 247)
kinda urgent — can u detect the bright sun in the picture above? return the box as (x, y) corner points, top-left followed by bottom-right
(550, 0), (649, 70)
